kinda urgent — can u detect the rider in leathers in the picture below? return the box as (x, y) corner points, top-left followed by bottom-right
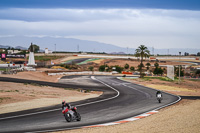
(156, 91), (162, 97)
(62, 100), (77, 115)
(62, 100), (71, 110)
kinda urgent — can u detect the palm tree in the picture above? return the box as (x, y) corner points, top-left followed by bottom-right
(135, 45), (150, 77)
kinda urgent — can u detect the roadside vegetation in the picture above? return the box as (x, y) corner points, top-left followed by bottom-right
(98, 64), (124, 73)
(141, 76), (175, 82)
(0, 68), (6, 71)
(135, 45), (150, 78)
(0, 97), (11, 103)
(33, 55), (64, 61)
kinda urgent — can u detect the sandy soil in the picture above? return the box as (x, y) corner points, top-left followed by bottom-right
(160, 58), (200, 63)
(0, 70), (102, 114)
(0, 81), (101, 114)
(0, 70), (62, 82)
(90, 59), (105, 64)
(123, 78), (200, 96)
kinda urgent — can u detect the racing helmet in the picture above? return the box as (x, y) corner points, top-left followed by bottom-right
(62, 100), (66, 105)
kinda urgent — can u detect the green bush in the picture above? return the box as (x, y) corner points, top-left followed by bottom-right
(153, 67), (164, 75)
(88, 66), (94, 71)
(115, 65), (124, 73)
(195, 70), (200, 75)
(153, 62), (164, 75)
(99, 65), (109, 72)
(130, 66), (135, 71)
(124, 63), (129, 69)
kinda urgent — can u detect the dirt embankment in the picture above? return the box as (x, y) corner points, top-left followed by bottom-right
(0, 81), (101, 114)
(0, 71), (102, 114)
(0, 70), (62, 82)
(123, 78), (200, 96)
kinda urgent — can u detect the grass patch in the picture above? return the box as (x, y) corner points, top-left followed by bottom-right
(30, 83), (42, 86)
(61, 59), (75, 64)
(63, 88), (90, 93)
(77, 58), (103, 65)
(31, 55), (64, 61)
(64, 88), (75, 91)
(24, 82), (43, 87)
(0, 68), (6, 71)
(85, 90), (91, 93)
(146, 84), (195, 92)
(188, 79), (200, 82)
(0, 90), (19, 93)
(143, 76), (175, 82)
(0, 97), (11, 103)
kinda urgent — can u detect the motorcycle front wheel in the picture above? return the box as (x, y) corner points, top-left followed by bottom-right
(158, 99), (161, 103)
(76, 112), (81, 121)
(65, 113), (72, 122)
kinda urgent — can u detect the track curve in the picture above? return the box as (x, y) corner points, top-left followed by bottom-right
(0, 75), (180, 133)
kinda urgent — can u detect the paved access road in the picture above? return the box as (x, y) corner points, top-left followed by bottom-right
(0, 76), (180, 133)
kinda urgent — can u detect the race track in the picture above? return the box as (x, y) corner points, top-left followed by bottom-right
(0, 75), (180, 133)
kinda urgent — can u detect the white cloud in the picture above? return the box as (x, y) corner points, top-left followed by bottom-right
(0, 8), (199, 49)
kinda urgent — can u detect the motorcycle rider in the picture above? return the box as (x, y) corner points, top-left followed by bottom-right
(62, 100), (77, 115)
(156, 91), (162, 98)
(62, 100), (71, 110)
(156, 91), (162, 96)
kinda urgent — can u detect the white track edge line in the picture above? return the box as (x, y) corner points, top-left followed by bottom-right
(35, 76), (181, 132)
(0, 76), (120, 120)
(3, 76), (181, 133)
(78, 77), (182, 129)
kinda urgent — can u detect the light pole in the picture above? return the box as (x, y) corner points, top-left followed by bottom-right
(54, 44), (56, 57)
(179, 52), (181, 84)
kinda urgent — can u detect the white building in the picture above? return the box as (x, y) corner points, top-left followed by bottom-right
(45, 48), (53, 54)
(7, 50), (21, 54)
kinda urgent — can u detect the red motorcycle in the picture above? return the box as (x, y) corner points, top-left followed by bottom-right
(62, 106), (81, 122)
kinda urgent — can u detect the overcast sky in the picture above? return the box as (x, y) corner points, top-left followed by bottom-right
(0, 0), (200, 49)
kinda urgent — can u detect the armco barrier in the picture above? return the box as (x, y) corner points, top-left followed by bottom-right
(122, 71), (132, 75)
(48, 71), (113, 76)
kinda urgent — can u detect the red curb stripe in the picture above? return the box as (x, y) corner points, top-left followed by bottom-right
(83, 111), (158, 129)
(147, 112), (157, 115)
(135, 116), (146, 119)
(115, 120), (129, 124)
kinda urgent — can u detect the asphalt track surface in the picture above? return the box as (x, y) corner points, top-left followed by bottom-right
(0, 76), (180, 133)
(64, 58), (90, 65)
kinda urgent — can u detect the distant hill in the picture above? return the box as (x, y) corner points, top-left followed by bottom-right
(15, 46), (27, 50)
(0, 36), (134, 53)
(0, 45), (11, 49)
(0, 45), (27, 50)
(0, 36), (199, 55)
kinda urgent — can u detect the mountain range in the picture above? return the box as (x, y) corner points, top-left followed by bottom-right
(0, 36), (199, 55)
